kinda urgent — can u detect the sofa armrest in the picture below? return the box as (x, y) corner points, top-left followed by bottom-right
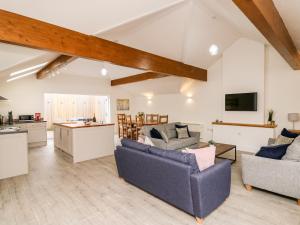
(151, 138), (167, 149)
(190, 131), (200, 141)
(241, 154), (300, 199)
(190, 160), (231, 218)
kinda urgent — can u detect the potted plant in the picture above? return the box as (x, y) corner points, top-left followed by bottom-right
(267, 110), (275, 125)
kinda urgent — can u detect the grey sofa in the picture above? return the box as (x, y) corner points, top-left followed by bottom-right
(241, 138), (300, 205)
(142, 122), (200, 150)
(115, 139), (231, 223)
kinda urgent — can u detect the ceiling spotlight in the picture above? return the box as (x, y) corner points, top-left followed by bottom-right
(101, 68), (108, 76)
(209, 44), (219, 56)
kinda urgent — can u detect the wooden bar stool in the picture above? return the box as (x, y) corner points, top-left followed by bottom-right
(135, 115), (144, 140)
(152, 114), (159, 124)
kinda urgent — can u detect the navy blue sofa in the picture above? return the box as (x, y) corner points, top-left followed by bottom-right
(114, 139), (231, 223)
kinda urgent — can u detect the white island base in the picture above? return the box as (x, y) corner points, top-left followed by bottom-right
(54, 123), (114, 163)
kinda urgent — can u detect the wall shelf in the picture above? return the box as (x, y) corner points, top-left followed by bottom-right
(212, 122), (277, 128)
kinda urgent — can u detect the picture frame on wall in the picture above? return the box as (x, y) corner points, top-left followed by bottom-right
(117, 99), (130, 111)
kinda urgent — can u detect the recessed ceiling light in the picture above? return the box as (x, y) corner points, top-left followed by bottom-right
(209, 44), (219, 56)
(7, 69), (39, 82)
(101, 68), (108, 76)
(10, 62), (48, 77)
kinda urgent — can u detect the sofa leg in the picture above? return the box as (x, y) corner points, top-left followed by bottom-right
(195, 217), (204, 224)
(245, 184), (252, 191)
(297, 199), (300, 206)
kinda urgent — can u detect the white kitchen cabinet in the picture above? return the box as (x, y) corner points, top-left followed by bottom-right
(0, 132), (28, 180)
(53, 123), (114, 163)
(54, 126), (72, 155)
(16, 122), (47, 148)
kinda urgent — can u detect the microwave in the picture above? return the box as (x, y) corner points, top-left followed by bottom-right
(19, 115), (34, 121)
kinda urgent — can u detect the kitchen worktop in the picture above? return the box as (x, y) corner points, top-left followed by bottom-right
(0, 126), (28, 135)
(53, 122), (114, 129)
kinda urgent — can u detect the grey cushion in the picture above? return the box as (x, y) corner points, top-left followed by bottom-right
(274, 135), (294, 145)
(159, 130), (169, 143)
(176, 128), (189, 139)
(282, 136), (300, 161)
(149, 146), (200, 173)
(165, 123), (177, 139)
(121, 138), (150, 153)
(167, 137), (198, 150)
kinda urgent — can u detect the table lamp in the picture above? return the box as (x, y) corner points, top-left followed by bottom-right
(288, 113), (299, 130)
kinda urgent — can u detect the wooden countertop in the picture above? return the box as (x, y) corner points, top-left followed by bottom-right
(212, 122), (277, 128)
(53, 122), (115, 129)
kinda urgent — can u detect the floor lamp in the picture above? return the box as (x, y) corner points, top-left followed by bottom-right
(288, 113), (299, 130)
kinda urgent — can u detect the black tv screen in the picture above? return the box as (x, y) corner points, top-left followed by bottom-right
(225, 92), (257, 111)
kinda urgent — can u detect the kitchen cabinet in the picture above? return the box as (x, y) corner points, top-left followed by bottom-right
(0, 132), (28, 179)
(54, 126), (72, 155)
(16, 122), (47, 148)
(53, 123), (114, 163)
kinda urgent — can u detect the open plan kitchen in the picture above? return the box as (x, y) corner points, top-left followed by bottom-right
(0, 93), (114, 181)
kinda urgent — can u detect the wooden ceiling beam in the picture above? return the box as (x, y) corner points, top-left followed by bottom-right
(233, 0), (300, 70)
(111, 72), (168, 86)
(36, 55), (75, 79)
(0, 9), (207, 80)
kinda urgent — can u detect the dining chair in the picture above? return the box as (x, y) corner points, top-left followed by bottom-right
(117, 114), (126, 138)
(146, 114), (152, 123)
(125, 115), (134, 139)
(159, 115), (168, 124)
(135, 115), (144, 140)
(152, 114), (159, 124)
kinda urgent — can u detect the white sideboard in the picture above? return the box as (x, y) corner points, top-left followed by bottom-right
(212, 123), (276, 153)
(16, 122), (47, 148)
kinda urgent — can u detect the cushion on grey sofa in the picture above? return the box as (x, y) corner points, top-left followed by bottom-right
(282, 135), (300, 161)
(167, 137), (198, 150)
(149, 146), (200, 173)
(121, 138), (150, 153)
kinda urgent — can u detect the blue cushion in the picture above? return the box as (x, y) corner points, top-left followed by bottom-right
(281, 128), (299, 139)
(175, 124), (191, 137)
(255, 144), (289, 160)
(149, 147), (200, 173)
(150, 128), (163, 139)
(121, 138), (150, 153)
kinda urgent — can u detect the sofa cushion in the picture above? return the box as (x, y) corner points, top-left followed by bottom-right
(165, 123), (177, 139)
(150, 128), (163, 139)
(166, 137), (198, 150)
(281, 128), (299, 139)
(255, 144), (289, 160)
(274, 135), (294, 145)
(184, 146), (216, 171)
(121, 138), (150, 153)
(149, 147), (200, 173)
(282, 135), (300, 161)
(175, 124), (191, 137)
(176, 127), (189, 139)
(159, 130), (169, 143)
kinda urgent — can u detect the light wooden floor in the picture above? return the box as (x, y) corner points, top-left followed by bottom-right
(0, 140), (299, 225)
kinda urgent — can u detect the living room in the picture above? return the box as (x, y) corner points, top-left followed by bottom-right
(0, 0), (300, 225)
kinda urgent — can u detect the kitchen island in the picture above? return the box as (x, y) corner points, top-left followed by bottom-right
(53, 122), (114, 163)
(0, 127), (28, 179)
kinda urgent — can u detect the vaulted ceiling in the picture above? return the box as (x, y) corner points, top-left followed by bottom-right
(0, 0), (298, 95)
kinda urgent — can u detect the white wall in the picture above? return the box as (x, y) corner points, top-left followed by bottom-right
(132, 59), (223, 141)
(222, 38), (265, 123)
(265, 46), (300, 131)
(131, 38), (300, 145)
(0, 74), (132, 125)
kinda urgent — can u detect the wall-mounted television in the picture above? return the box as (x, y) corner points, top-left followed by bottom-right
(225, 92), (257, 111)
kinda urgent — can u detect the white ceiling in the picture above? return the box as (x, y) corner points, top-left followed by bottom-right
(0, 0), (180, 34)
(0, 0), (278, 91)
(273, 0), (300, 49)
